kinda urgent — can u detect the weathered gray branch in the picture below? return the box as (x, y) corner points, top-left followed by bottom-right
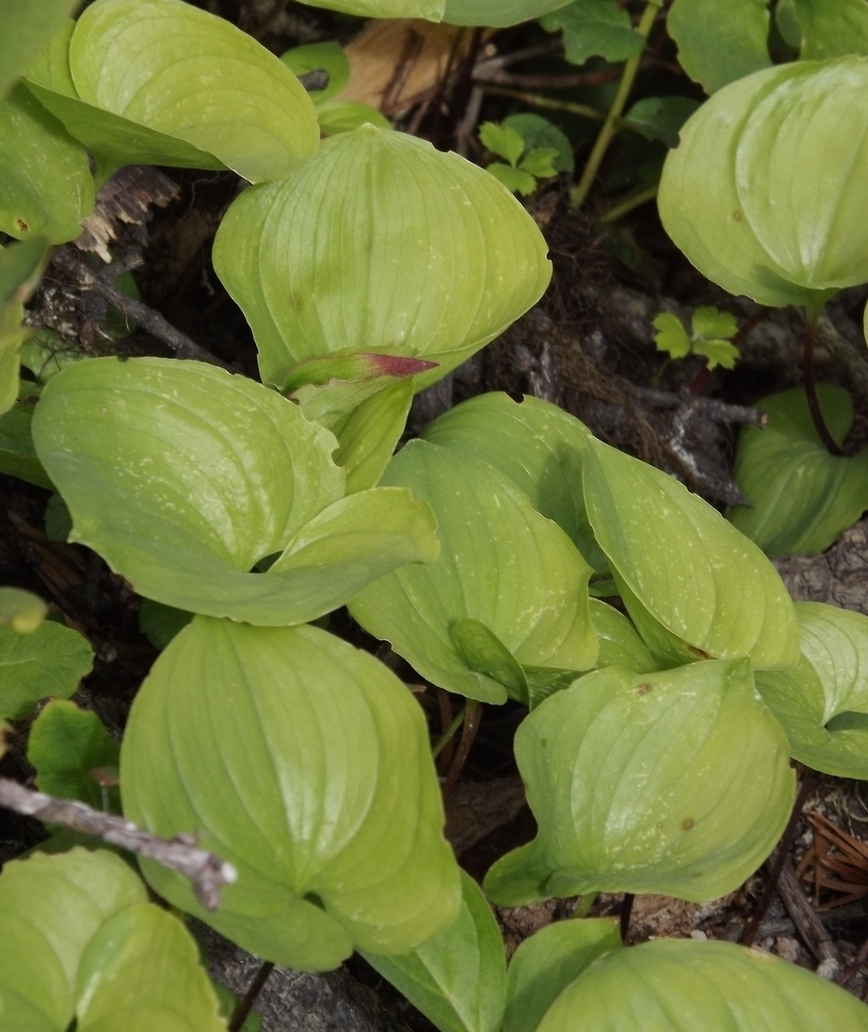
(0, 777), (236, 910)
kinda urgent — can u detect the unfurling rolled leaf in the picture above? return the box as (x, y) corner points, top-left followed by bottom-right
(349, 440), (597, 704)
(728, 385), (868, 556)
(659, 58), (868, 308)
(32, 357), (438, 626)
(25, 0), (318, 183)
(483, 659), (794, 905)
(121, 618), (461, 971)
(535, 938), (868, 1032)
(757, 602), (868, 779)
(212, 125), (551, 391)
(583, 438), (799, 670)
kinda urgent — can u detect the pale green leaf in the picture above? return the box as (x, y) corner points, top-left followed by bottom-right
(0, 0), (79, 100)
(317, 99), (392, 135)
(658, 65), (830, 309)
(120, 618), (461, 970)
(791, 0), (868, 59)
(693, 338), (739, 370)
(33, 358), (434, 626)
(667, 0), (771, 93)
(756, 602), (868, 779)
(583, 438), (799, 670)
(538, 938), (868, 1032)
(479, 122), (526, 166)
(728, 385), (868, 556)
(652, 312), (691, 358)
(503, 919), (621, 1032)
(349, 441), (597, 704)
(28, 700), (120, 811)
(519, 147), (560, 179)
(75, 903), (227, 1032)
(212, 126), (551, 391)
(362, 872), (506, 1032)
(483, 660), (795, 905)
(422, 392), (605, 571)
(66, 0), (318, 184)
(589, 598), (658, 673)
(691, 305), (738, 340)
(445, 0), (572, 27)
(281, 41), (350, 103)
(0, 587), (46, 633)
(0, 848), (145, 1032)
(503, 114), (575, 173)
(487, 163), (538, 196)
(0, 619), (94, 720)
(621, 96), (700, 148)
(544, 0), (646, 66)
(734, 58), (868, 290)
(0, 84), (94, 242)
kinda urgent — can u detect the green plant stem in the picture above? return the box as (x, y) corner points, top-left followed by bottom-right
(483, 85), (604, 121)
(803, 311), (845, 457)
(599, 182), (659, 223)
(573, 893), (598, 918)
(432, 706), (466, 759)
(569, 1), (659, 210)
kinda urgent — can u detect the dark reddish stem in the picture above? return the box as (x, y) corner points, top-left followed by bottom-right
(742, 772), (813, 947)
(620, 893), (635, 942)
(229, 961), (274, 1032)
(442, 700), (482, 797)
(803, 313), (845, 456)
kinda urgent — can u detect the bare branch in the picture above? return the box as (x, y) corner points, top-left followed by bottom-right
(0, 777), (236, 910)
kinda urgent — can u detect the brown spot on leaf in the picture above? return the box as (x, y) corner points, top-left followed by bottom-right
(687, 645), (710, 659)
(636, 683), (651, 695)
(15, 218), (28, 232)
(732, 211), (742, 221)
(682, 818), (695, 830)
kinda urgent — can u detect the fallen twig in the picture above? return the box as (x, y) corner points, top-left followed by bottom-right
(0, 777), (236, 910)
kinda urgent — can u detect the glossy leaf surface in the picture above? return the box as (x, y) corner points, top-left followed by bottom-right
(363, 872), (506, 1032)
(656, 66), (824, 309)
(422, 392), (604, 570)
(213, 126), (551, 390)
(757, 602), (868, 778)
(503, 919), (621, 1032)
(483, 660), (794, 905)
(121, 618), (460, 970)
(667, 0), (771, 93)
(0, 619), (93, 720)
(0, 848), (145, 1031)
(32, 357), (437, 625)
(28, 700), (120, 810)
(536, 939), (868, 1032)
(583, 438), (799, 669)
(0, 84), (94, 242)
(0, 0), (79, 99)
(728, 385), (868, 556)
(349, 441), (597, 704)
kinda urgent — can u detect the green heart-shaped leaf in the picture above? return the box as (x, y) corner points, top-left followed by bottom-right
(503, 919), (621, 1032)
(0, 619), (93, 720)
(734, 58), (868, 290)
(28, 700), (120, 811)
(658, 65), (831, 309)
(0, 848), (146, 1031)
(542, 0), (646, 65)
(423, 393), (605, 571)
(32, 357), (437, 626)
(212, 125), (551, 390)
(27, 0), (318, 183)
(483, 659), (794, 905)
(362, 872), (506, 1032)
(756, 602), (868, 779)
(728, 385), (868, 556)
(536, 938), (868, 1032)
(666, 0), (771, 93)
(349, 440), (597, 704)
(583, 438), (799, 670)
(120, 617), (461, 970)
(75, 902), (227, 1032)
(0, 84), (93, 242)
